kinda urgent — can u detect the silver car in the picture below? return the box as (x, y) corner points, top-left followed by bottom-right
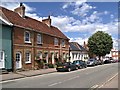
(87, 59), (97, 66)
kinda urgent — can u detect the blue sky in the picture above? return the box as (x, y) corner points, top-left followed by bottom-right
(1, 1), (119, 49)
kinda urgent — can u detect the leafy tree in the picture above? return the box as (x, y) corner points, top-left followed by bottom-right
(88, 31), (113, 59)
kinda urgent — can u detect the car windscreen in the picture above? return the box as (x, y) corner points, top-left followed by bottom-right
(89, 59), (94, 61)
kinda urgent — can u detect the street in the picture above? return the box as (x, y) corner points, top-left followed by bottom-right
(2, 63), (119, 89)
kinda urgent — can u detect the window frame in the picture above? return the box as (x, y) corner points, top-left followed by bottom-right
(61, 39), (65, 47)
(54, 38), (58, 46)
(25, 51), (31, 64)
(0, 51), (4, 61)
(24, 31), (31, 43)
(16, 52), (21, 61)
(37, 33), (42, 44)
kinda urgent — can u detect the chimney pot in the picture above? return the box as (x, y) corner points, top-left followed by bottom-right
(20, 3), (23, 6)
(42, 16), (51, 27)
(14, 3), (25, 18)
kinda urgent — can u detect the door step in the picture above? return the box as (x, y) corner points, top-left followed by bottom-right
(0, 69), (9, 74)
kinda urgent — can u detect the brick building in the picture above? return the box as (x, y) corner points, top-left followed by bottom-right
(111, 49), (119, 60)
(1, 4), (69, 71)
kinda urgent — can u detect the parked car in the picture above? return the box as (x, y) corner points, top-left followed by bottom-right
(56, 62), (77, 72)
(110, 59), (118, 63)
(87, 58), (97, 66)
(73, 60), (87, 69)
(104, 60), (111, 64)
(103, 56), (110, 63)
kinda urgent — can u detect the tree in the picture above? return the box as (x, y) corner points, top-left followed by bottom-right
(88, 31), (113, 59)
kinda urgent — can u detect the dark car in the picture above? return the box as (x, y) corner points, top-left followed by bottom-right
(104, 60), (111, 64)
(73, 60), (87, 69)
(87, 58), (97, 66)
(56, 62), (77, 72)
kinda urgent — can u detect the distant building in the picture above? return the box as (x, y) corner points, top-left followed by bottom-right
(111, 48), (119, 60)
(69, 42), (88, 62)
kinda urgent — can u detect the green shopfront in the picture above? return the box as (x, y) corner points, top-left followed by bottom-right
(0, 23), (12, 71)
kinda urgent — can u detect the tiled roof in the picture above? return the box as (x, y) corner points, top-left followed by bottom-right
(0, 6), (69, 39)
(70, 42), (87, 51)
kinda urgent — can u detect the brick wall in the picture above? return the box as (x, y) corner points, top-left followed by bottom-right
(13, 26), (69, 71)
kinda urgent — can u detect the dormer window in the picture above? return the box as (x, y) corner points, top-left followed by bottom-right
(24, 31), (31, 43)
(54, 38), (58, 46)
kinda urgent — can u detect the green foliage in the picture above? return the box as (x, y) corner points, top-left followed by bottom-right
(48, 64), (55, 68)
(88, 31), (113, 57)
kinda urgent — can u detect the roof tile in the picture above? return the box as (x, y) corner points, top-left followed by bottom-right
(0, 6), (69, 39)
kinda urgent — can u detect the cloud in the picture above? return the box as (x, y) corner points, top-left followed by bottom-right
(0, 2), (19, 10)
(71, 2), (96, 17)
(62, 0), (87, 9)
(69, 37), (88, 46)
(1, 2), (118, 50)
(62, 0), (96, 17)
(110, 14), (114, 19)
(1, 2), (37, 18)
(1, 2), (36, 13)
(112, 38), (119, 50)
(104, 11), (109, 15)
(62, 2), (71, 9)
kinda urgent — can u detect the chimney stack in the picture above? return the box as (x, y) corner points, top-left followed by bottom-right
(42, 15), (51, 27)
(14, 3), (25, 18)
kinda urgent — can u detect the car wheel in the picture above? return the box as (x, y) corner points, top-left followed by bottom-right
(68, 68), (71, 72)
(76, 66), (78, 70)
(57, 70), (60, 72)
(80, 66), (82, 69)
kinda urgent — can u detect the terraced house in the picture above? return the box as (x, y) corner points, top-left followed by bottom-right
(69, 42), (88, 62)
(0, 4), (69, 71)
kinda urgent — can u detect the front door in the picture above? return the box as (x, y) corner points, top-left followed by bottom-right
(16, 52), (22, 69)
(0, 51), (5, 69)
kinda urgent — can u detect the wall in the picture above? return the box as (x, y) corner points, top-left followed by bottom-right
(13, 26), (69, 71)
(2, 25), (12, 70)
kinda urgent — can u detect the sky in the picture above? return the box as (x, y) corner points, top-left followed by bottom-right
(0, 0), (119, 50)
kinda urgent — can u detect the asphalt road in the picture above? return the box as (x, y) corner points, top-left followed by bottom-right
(2, 63), (119, 88)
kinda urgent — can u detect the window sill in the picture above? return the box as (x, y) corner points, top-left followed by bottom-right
(37, 43), (43, 45)
(54, 45), (59, 46)
(25, 62), (31, 64)
(25, 41), (31, 44)
(62, 46), (66, 48)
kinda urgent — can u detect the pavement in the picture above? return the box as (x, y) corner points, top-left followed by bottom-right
(0, 68), (56, 81)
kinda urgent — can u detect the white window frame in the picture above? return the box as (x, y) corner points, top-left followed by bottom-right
(54, 38), (58, 46)
(62, 39), (65, 47)
(37, 34), (42, 44)
(16, 52), (21, 62)
(24, 31), (31, 43)
(0, 51), (4, 61)
(25, 51), (31, 64)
